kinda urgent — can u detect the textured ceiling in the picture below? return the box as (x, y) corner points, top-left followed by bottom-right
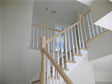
(33, 1), (88, 26)
(77, 0), (95, 6)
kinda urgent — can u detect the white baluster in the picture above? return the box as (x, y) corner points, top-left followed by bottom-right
(86, 14), (92, 39)
(46, 57), (49, 84)
(80, 22), (85, 48)
(77, 24), (82, 49)
(52, 40), (55, 80)
(49, 31), (51, 52)
(102, 27), (105, 32)
(89, 12), (96, 37)
(74, 26), (79, 54)
(65, 32), (68, 61)
(34, 27), (37, 48)
(95, 25), (99, 35)
(45, 55), (47, 84)
(38, 27), (41, 49)
(60, 34), (64, 68)
(47, 30), (50, 52)
(57, 49), (60, 79)
(100, 26), (104, 33)
(70, 28), (75, 61)
(45, 30), (48, 50)
(36, 27), (39, 49)
(67, 30), (72, 61)
(31, 26), (34, 48)
(53, 31), (56, 82)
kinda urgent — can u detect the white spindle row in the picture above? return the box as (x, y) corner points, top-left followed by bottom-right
(44, 23), (88, 83)
(31, 27), (57, 50)
(85, 12), (107, 40)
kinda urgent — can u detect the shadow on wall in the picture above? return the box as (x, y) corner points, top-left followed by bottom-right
(88, 31), (112, 61)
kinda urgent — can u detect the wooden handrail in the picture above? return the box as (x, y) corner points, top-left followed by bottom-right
(32, 80), (40, 84)
(32, 24), (62, 32)
(87, 30), (111, 43)
(82, 9), (91, 17)
(81, 15), (88, 49)
(43, 49), (73, 84)
(45, 9), (91, 44)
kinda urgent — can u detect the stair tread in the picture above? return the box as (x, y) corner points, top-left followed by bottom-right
(60, 60), (76, 64)
(63, 68), (69, 71)
(80, 48), (88, 50)
(48, 77), (60, 80)
(72, 54), (82, 56)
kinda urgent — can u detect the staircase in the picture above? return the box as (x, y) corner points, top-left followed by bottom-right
(30, 9), (111, 84)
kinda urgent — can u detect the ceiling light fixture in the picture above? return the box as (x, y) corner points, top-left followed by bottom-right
(45, 8), (48, 11)
(51, 9), (56, 13)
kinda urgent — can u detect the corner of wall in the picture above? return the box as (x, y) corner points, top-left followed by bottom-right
(0, 0), (2, 83)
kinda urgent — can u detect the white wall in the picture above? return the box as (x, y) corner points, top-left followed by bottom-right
(0, 1), (2, 83)
(90, 55), (112, 83)
(94, 71), (112, 82)
(1, 1), (42, 84)
(90, 0), (112, 22)
(69, 55), (95, 84)
(88, 31), (112, 61)
(96, 82), (112, 84)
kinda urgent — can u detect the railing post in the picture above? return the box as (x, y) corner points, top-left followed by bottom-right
(40, 35), (46, 84)
(81, 15), (88, 49)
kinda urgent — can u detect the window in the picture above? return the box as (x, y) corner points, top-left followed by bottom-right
(55, 25), (64, 51)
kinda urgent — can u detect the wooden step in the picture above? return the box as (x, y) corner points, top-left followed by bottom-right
(59, 60), (76, 64)
(67, 51), (82, 56)
(62, 68), (69, 71)
(80, 48), (88, 50)
(48, 77), (60, 80)
(65, 60), (76, 63)
(72, 54), (82, 56)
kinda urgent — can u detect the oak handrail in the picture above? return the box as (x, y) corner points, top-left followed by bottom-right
(43, 49), (73, 84)
(32, 80), (40, 84)
(45, 10), (90, 44)
(32, 24), (62, 32)
(81, 15), (88, 49)
(82, 9), (91, 17)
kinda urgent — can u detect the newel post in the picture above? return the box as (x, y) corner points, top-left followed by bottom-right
(81, 15), (88, 49)
(40, 35), (46, 84)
